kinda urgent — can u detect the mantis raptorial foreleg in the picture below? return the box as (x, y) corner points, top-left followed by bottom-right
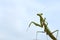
(28, 13), (44, 28)
(26, 21), (41, 31)
(29, 21), (43, 28)
(27, 21), (41, 31)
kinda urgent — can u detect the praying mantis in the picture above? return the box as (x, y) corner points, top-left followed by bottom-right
(28, 13), (59, 40)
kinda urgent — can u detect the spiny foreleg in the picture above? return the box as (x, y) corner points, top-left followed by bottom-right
(29, 21), (42, 28)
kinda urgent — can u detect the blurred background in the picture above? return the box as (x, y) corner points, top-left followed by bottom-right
(0, 0), (60, 40)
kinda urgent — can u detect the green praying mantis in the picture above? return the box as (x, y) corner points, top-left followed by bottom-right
(28, 13), (59, 40)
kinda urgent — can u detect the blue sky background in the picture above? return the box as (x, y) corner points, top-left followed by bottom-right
(0, 0), (60, 40)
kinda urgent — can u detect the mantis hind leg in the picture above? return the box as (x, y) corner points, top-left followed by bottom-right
(52, 30), (59, 40)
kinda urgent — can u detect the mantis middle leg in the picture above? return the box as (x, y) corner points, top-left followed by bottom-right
(36, 31), (48, 40)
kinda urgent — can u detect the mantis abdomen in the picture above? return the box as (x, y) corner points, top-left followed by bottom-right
(43, 17), (57, 40)
(44, 26), (57, 40)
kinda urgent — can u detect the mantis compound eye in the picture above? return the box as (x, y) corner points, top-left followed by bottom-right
(40, 13), (43, 15)
(37, 13), (43, 16)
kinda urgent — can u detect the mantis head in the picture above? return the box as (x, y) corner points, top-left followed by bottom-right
(37, 13), (43, 16)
